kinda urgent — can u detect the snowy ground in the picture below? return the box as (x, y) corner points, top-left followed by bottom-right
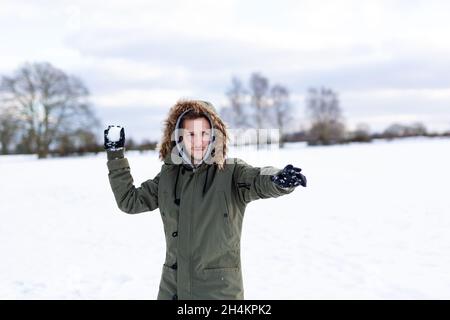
(1, 137), (450, 299)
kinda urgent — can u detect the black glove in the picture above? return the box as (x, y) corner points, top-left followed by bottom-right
(270, 164), (307, 188)
(104, 125), (125, 151)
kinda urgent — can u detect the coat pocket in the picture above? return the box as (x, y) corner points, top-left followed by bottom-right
(202, 267), (240, 285)
(199, 267), (242, 299)
(221, 190), (232, 239)
(203, 267), (239, 274)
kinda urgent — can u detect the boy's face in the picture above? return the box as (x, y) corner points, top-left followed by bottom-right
(182, 117), (212, 163)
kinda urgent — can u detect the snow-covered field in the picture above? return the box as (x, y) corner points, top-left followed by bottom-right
(1, 137), (450, 299)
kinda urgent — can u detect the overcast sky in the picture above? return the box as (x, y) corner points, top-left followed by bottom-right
(1, 0), (450, 142)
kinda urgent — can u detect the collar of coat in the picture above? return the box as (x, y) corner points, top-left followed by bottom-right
(163, 151), (218, 201)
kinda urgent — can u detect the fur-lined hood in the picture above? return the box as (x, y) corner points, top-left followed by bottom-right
(158, 99), (229, 170)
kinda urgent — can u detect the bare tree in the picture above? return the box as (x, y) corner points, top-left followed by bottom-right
(249, 72), (270, 149)
(351, 122), (372, 142)
(223, 72), (297, 148)
(269, 84), (293, 148)
(249, 72), (270, 128)
(306, 87), (345, 145)
(224, 76), (250, 128)
(0, 62), (100, 158)
(0, 106), (22, 154)
(409, 122), (427, 136)
(382, 122), (427, 139)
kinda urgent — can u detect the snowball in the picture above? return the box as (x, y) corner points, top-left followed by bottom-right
(107, 126), (122, 142)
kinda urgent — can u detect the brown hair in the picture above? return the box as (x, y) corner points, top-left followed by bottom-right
(179, 110), (210, 129)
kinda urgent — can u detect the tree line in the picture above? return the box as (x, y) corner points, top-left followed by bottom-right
(221, 72), (450, 146)
(1, 62), (449, 158)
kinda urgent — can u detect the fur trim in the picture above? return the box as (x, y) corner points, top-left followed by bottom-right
(157, 99), (229, 170)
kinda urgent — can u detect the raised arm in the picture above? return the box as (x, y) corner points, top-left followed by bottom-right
(105, 125), (159, 214)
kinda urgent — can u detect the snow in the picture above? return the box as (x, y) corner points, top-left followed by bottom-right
(107, 126), (122, 142)
(1, 136), (450, 299)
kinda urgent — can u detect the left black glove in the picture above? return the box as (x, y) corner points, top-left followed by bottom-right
(104, 125), (125, 151)
(270, 164), (307, 188)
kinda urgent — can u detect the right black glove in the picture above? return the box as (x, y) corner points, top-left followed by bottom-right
(270, 164), (307, 188)
(104, 125), (125, 151)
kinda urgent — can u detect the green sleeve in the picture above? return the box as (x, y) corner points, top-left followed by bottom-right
(106, 148), (160, 214)
(232, 158), (295, 204)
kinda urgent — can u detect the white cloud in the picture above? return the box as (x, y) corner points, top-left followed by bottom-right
(92, 88), (194, 108)
(344, 88), (450, 101)
(76, 57), (189, 83)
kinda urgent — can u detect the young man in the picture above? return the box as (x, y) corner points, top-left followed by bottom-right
(104, 99), (307, 300)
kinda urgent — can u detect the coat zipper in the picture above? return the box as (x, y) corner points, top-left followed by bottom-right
(189, 172), (197, 297)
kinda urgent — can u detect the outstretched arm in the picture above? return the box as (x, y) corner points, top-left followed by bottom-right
(232, 158), (302, 204)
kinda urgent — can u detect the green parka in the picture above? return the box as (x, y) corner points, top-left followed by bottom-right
(106, 100), (296, 300)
